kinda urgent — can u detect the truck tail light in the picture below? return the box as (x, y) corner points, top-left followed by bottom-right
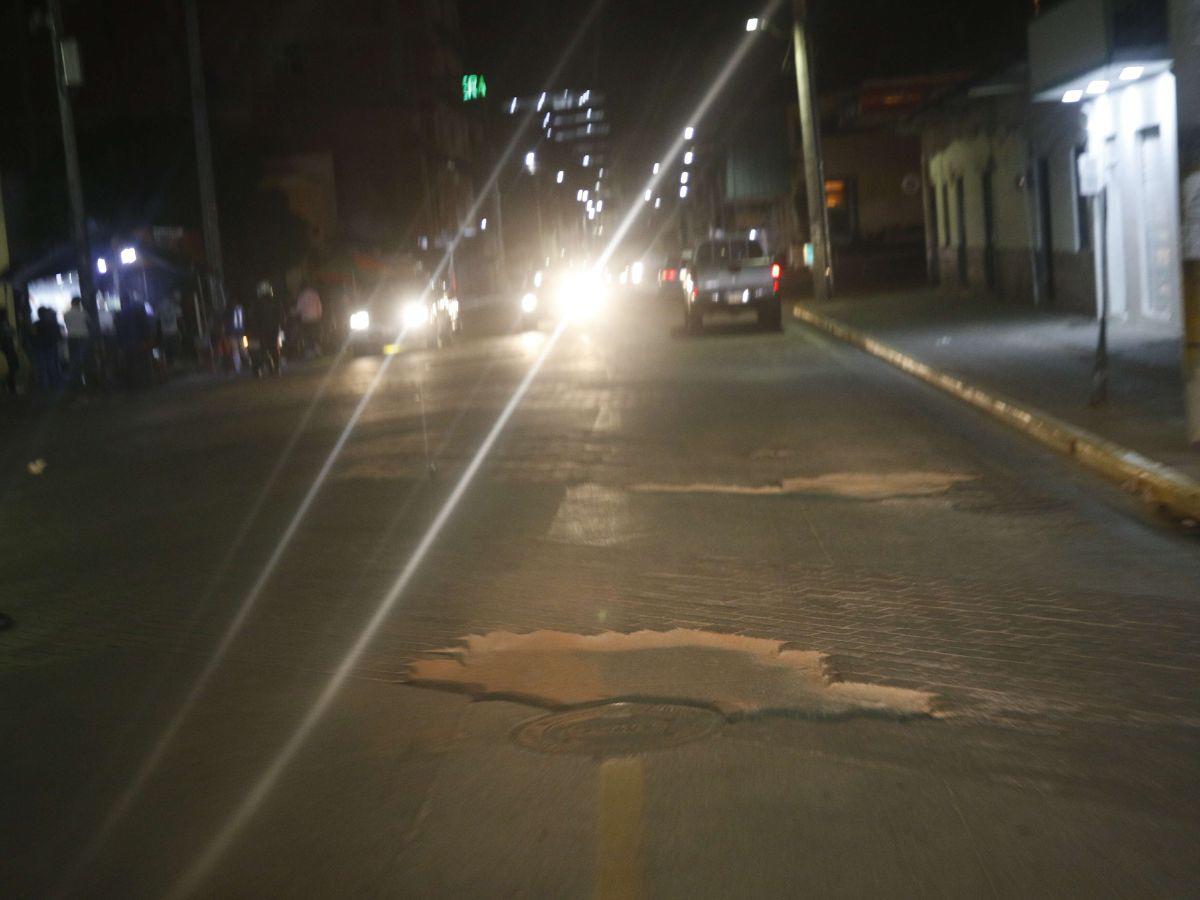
(663, 268), (677, 282)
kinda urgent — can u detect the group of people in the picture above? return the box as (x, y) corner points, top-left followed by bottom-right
(0, 291), (186, 396)
(1, 280), (327, 395)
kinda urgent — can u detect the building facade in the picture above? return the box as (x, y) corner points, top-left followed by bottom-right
(920, 0), (1184, 335)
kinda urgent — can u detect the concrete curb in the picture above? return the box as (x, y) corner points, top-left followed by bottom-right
(793, 303), (1200, 523)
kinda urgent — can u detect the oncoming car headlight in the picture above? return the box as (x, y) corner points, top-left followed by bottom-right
(349, 310), (370, 332)
(402, 300), (430, 329)
(556, 269), (608, 321)
(521, 292), (539, 314)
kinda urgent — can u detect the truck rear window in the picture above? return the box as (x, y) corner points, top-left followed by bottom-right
(696, 240), (767, 264)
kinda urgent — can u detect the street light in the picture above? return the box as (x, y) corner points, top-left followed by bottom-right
(684, 126), (695, 140)
(120, 246), (137, 265)
(524, 151), (537, 174)
(746, 17), (760, 31)
(556, 170), (565, 183)
(684, 150), (694, 165)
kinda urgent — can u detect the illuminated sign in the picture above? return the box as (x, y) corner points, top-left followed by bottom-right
(462, 74), (487, 102)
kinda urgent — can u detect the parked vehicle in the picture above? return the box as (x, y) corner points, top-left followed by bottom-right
(681, 236), (782, 332)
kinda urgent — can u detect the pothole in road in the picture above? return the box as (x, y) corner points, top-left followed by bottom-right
(407, 629), (938, 727)
(513, 702), (722, 757)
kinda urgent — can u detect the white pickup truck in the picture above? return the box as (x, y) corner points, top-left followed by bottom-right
(681, 236), (782, 332)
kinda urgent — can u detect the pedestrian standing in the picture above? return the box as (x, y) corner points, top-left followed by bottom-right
(63, 296), (95, 387)
(227, 299), (247, 375)
(158, 293), (182, 367)
(0, 316), (20, 395)
(249, 281), (283, 376)
(30, 306), (63, 390)
(294, 284), (323, 357)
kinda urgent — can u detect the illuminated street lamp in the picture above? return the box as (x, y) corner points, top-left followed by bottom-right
(120, 246), (137, 265)
(746, 17), (760, 31)
(524, 151), (537, 174)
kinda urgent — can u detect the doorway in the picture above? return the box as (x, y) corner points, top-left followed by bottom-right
(981, 167), (997, 291)
(1137, 126), (1178, 321)
(955, 177), (967, 285)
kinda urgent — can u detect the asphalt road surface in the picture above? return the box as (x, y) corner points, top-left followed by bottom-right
(2, 292), (1199, 897)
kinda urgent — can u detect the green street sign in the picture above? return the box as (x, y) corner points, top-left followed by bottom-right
(462, 74), (487, 102)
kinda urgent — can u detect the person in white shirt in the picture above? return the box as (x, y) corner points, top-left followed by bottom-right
(63, 297), (95, 386)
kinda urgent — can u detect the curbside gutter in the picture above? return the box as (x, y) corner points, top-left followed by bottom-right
(793, 303), (1200, 523)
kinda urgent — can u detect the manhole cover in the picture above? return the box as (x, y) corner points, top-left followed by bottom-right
(513, 702), (722, 757)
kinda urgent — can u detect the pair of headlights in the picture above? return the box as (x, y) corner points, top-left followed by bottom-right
(349, 301), (432, 333)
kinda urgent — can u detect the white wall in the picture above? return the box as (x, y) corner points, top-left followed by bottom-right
(1083, 72), (1183, 330)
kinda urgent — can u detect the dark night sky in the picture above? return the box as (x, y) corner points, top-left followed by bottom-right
(460, 0), (1034, 194)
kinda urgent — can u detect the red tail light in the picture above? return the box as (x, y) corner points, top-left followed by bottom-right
(771, 263), (782, 279)
(664, 268), (677, 282)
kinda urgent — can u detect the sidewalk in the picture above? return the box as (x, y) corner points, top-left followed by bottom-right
(799, 289), (1200, 483)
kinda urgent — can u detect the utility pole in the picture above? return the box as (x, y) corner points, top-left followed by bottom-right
(45, 0), (95, 315)
(791, 0), (833, 302)
(184, 0), (227, 312)
(1172, 0), (1200, 447)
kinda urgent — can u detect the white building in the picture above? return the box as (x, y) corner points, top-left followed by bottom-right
(919, 0), (1182, 336)
(1029, 0), (1181, 330)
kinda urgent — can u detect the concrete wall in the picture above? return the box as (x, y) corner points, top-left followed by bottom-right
(823, 132), (924, 241)
(923, 89), (1096, 311)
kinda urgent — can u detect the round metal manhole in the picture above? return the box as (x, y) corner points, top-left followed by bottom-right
(513, 702), (722, 757)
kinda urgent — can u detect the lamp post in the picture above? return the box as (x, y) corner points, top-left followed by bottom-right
(44, 0), (96, 316)
(749, 3), (834, 302)
(184, 0), (227, 313)
(791, 0), (833, 302)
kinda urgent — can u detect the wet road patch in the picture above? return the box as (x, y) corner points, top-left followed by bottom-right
(407, 629), (937, 720)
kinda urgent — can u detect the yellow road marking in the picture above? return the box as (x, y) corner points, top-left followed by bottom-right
(596, 757), (645, 900)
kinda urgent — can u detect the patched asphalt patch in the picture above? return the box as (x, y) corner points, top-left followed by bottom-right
(407, 629), (938, 720)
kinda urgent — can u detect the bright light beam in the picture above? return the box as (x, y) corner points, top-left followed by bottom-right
(168, 317), (570, 899)
(597, 0), (782, 274)
(58, 339), (361, 887)
(156, 5), (608, 892)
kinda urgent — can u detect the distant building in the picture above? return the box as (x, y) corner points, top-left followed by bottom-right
(794, 77), (956, 288)
(201, 0), (478, 256)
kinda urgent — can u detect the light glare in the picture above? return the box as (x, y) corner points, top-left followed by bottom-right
(1062, 89), (1084, 103)
(1086, 79), (1109, 95)
(1119, 66), (1144, 81)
